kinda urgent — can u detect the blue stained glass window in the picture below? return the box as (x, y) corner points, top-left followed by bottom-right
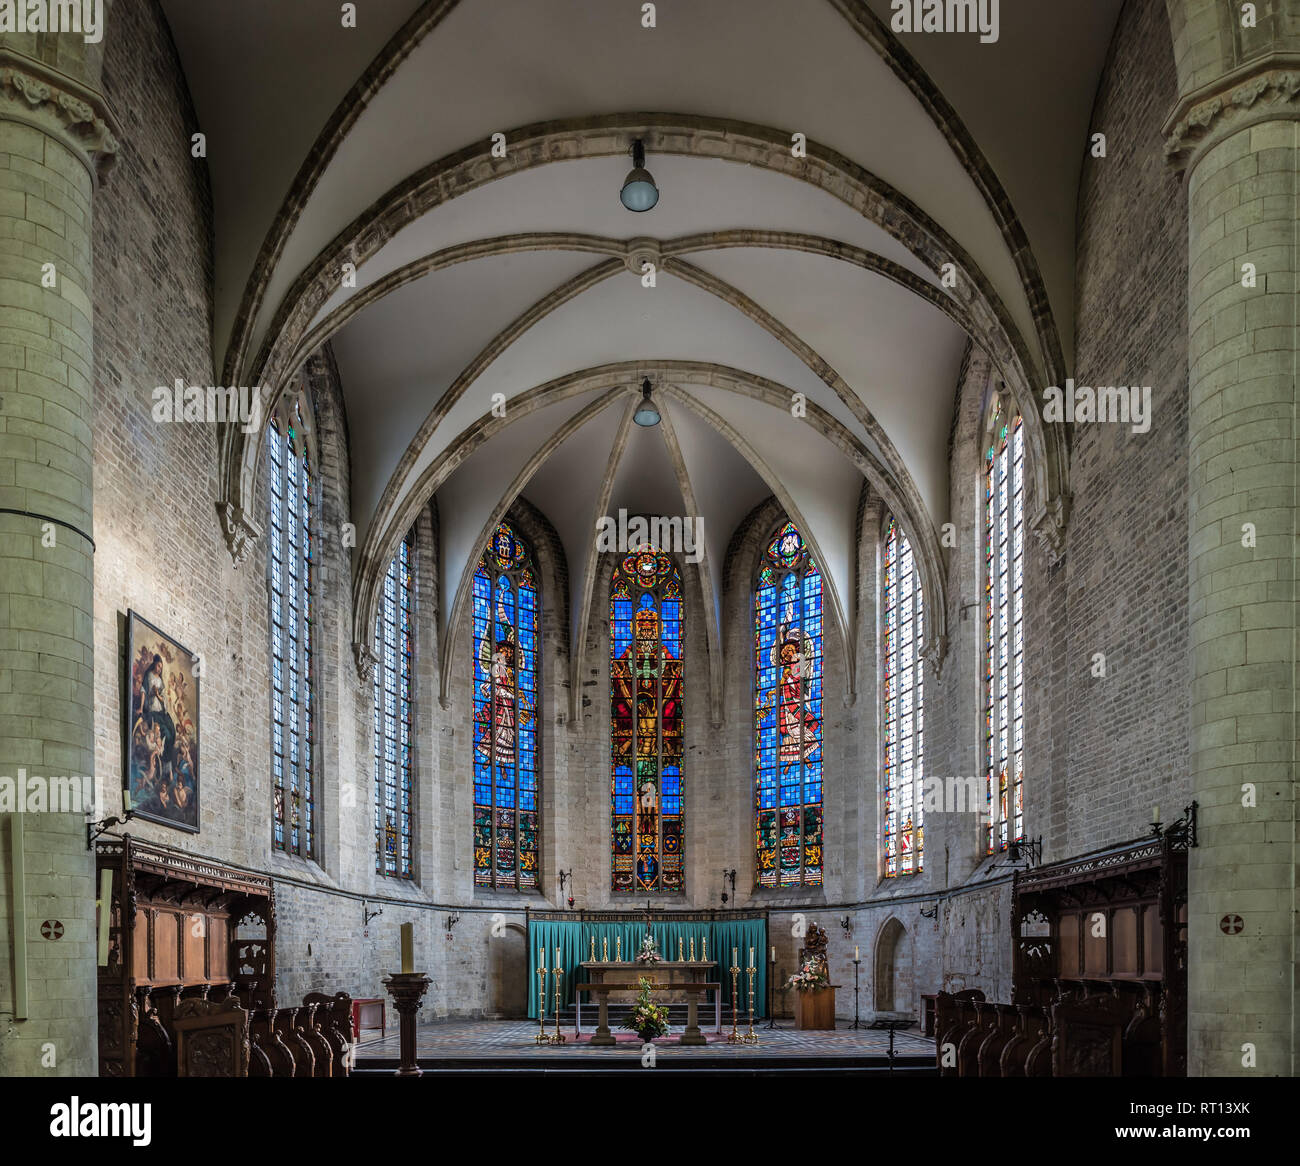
(473, 522), (539, 889)
(754, 522), (823, 887)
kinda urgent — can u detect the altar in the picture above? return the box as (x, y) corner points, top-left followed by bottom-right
(582, 960), (715, 1002)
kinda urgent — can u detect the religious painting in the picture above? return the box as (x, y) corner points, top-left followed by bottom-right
(124, 610), (200, 832)
(611, 548), (683, 893)
(472, 521), (539, 889)
(754, 522), (823, 887)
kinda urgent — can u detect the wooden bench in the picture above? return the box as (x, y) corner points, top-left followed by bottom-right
(575, 981), (722, 1046)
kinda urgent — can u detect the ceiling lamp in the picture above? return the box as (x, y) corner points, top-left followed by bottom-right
(620, 139), (659, 212)
(633, 379), (661, 427)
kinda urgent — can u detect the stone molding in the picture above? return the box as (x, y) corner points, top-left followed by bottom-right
(0, 50), (120, 180)
(1163, 58), (1300, 170)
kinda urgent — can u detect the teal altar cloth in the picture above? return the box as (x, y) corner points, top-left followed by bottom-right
(527, 916), (767, 1019)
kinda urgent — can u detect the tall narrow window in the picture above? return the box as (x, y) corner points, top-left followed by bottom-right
(611, 549), (684, 893)
(374, 533), (414, 878)
(754, 522), (823, 888)
(882, 517), (923, 876)
(268, 394), (315, 859)
(984, 408), (1025, 853)
(472, 522), (539, 889)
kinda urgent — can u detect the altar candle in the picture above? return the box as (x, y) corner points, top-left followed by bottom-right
(702, 937), (708, 960)
(590, 936), (596, 961)
(616, 936), (622, 961)
(770, 946), (776, 963)
(689, 937), (696, 961)
(400, 922), (413, 974)
(602, 937), (608, 961)
(555, 946), (561, 968)
(540, 946), (546, 970)
(733, 946), (738, 966)
(855, 945), (860, 962)
(678, 937), (683, 961)
(749, 946), (754, 968)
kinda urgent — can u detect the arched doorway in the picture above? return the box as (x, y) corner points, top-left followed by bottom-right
(873, 917), (913, 1016)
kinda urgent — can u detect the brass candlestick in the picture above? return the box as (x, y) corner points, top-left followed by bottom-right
(689, 936), (696, 962)
(602, 937), (608, 961)
(678, 937), (683, 961)
(535, 965), (550, 1044)
(702, 936), (708, 961)
(550, 967), (566, 1044)
(744, 962), (759, 1045)
(727, 961), (742, 1044)
(616, 936), (622, 962)
(589, 936), (596, 962)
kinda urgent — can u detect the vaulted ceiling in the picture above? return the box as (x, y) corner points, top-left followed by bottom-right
(162, 0), (1124, 708)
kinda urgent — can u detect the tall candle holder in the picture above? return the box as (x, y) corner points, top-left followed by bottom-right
(766, 951), (777, 1029)
(616, 935), (622, 962)
(743, 959), (759, 1045)
(689, 936), (696, 962)
(678, 937), (684, 961)
(550, 966), (566, 1044)
(702, 936), (708, 961)
(534, 964), (550, 1044)
(849, 954), (864, 1030)
(602, 936), (608, 961)
(727, 959), (742, 1044)
(589, 936), (596, 962)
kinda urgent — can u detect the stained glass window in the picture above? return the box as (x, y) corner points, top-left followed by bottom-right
(268, 394), (315, 859)
(882, 517), (924, 876)
(374, 533), (414, 878)
(754, 522), (823, 888)
(473, 522), (539, 889)
(985, 409), (1025, 853)
(611, 549), (684, 893)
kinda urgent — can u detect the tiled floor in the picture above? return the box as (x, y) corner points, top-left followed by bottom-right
(355, 1018), (935, 1061)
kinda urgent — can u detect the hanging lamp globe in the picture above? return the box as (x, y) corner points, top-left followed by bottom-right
(620, 139), (659, 212)
(633, 379), (661, 427)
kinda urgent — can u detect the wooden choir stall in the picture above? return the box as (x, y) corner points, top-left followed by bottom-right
(96, 834), (354, 1077)
(933, 814), (1192, 1078)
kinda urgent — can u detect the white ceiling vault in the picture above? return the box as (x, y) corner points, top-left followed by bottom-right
(162, 0), (1124, 718)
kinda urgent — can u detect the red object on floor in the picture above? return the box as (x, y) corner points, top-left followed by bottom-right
(352, 997), (386, 1040)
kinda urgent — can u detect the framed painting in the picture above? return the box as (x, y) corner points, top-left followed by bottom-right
(123, 610), (200, 832)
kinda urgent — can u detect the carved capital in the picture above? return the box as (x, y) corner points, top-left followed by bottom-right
(216, 500), (261, 568)
(0, 50), (121, 181)
(920, 633), (948, 679)
(1164, 62), (1300, 171)
(353, 641), (379, 683)
(1029, 491), (1069, 564)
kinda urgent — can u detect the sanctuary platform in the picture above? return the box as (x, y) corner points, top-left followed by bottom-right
(353, 1019), (936, 1076)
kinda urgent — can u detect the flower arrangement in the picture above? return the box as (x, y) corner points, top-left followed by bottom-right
(785, 958), (830, 993)
(635, 933), (661, 964)
(620, 977), (671, 1041)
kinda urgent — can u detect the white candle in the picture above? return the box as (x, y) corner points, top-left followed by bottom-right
(555, 946), (560, 967)
(855, 945), (860, 961)
(770, 946), (776, 963)
(540, 946), (546, 970)
(1153, 804), (1160, 823)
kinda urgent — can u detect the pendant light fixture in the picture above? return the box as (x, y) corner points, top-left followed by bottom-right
(633, 379), (661, 427)
(620, 139), (659, 212)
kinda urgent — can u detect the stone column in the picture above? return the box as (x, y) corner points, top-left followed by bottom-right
(1167, 63), (1298, 1074)
(0, 42), (118, 1076)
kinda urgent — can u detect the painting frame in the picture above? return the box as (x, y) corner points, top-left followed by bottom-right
(123, 609), (201, 833)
